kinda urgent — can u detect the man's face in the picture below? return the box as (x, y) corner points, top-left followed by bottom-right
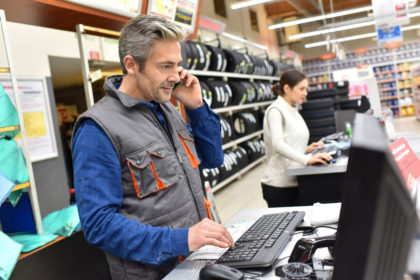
(134, 40), (182, 103)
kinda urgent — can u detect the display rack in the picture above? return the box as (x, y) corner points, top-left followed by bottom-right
(411, 63), (420, 120)
(212, 156), (266, 193)
(0, 9), (43, 233)
(374, 61), (415, 117)
(303, 41), (420, 118)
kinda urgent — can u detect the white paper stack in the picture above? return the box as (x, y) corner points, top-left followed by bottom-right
(310, 202), (342, 226)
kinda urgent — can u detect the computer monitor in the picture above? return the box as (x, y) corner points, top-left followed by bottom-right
(332, 113), (419, 280)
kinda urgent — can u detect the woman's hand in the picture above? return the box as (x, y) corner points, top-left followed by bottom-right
(306, 141), (325, 153)
(307, 152), (333, 165)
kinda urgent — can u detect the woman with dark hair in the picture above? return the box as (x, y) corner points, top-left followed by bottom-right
(261, 69), (332, 207)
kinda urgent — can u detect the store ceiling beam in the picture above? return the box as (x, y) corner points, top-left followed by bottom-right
(307, 0), (322, 12)
(285, 0), (311, 16)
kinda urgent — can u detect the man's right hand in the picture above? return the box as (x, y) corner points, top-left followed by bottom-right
(188, 218), (234, 252)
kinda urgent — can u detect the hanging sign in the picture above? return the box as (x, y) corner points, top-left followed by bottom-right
(199, 15), (226, 34)
(372, 0), (409, 26)
(376, 24), (402, 46)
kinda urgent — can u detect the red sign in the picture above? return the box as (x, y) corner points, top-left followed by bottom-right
(389, 138), (420, 193)
(89, 51), (101, 60)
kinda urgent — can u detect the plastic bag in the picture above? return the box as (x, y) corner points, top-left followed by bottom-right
(0, 138), (29, 206)
(0, 83), (20, 139)
(42, 205), (80, 237)
(0, 231), (22, 280)
(10, 233), (58, 253)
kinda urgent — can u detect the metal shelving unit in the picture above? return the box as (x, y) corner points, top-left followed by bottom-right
(212, 156), (266, 193)
(0, 9), (43, 234)
(222, 130), (263, 150)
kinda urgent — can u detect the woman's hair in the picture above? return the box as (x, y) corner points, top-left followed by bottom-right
(272, 69), (306, 97)
(119, 15), (187, 74)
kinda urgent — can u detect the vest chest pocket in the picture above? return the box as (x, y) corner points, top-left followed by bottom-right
(126, 147), (180, 199)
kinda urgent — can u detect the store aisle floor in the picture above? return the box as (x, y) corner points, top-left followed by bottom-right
(214, 116), (420, 224)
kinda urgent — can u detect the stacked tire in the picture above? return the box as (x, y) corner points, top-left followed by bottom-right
(180, 41), (287, 77)
(300, 98), (337, 143)
(240, 139), (265, 163)
(232, 112), (259, 137)
(220, 116), (233, 144)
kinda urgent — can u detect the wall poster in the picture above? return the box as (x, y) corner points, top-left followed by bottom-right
(147, 0), (200, 33)
(65, 0), (143, 18)
(0, 77), (58, 162)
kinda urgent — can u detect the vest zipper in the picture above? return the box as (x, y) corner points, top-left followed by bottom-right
(145, 105), (203, 220)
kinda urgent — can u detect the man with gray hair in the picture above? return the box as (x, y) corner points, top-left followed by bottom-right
(72, 15), (232, 279)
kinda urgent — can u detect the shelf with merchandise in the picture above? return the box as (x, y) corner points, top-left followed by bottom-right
(0, 9), (43, 234)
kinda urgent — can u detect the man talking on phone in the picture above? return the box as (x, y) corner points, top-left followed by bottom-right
(72, 15), (233, 280)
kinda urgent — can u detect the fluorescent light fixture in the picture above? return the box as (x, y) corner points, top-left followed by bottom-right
(269, 5), (372, 30)
(290, 10), (420, 40)
(401, 23), (420, 31)
(305, 32), (376, 48)
(290, 21), (375, 40)
(221, 32), (268, 50)
(231, 0), (273, 10)
(305, 24), (420, 48)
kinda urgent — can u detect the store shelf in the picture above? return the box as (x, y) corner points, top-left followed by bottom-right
(0, 125), (20, 133)
(190, 69), (276, 81)
(222, 130), (263, 150)
(376, 70), (394, 75)
(380, 96), (398, 101)
(212, 156), (266, 193)
(12, 181), (30, 192)
(213, 100), (273, 114)
(377, 79), (395, 84)
(0, 9), (43, 233)
(379, 87), (397, 92)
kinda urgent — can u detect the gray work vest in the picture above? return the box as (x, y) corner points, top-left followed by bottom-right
(73, 75), (209, 279)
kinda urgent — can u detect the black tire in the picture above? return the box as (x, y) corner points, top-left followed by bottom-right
(339, 99), (359, 110)
(309, 125), (337, 137)
(305, 117), (335, 128)
(301, 98), (334, 111)
(301, 108), (335, 119)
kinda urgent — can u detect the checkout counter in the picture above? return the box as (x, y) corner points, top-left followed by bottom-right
(286, 140), (350, 205)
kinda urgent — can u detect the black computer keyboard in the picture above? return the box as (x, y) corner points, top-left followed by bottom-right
(216, 211), (305, 269)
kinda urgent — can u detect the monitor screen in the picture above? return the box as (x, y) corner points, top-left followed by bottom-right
(332, 113), (419, 280)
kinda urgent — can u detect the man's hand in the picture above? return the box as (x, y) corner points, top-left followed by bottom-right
(172, 66), (203, 110)
(188, 218), (234, 252)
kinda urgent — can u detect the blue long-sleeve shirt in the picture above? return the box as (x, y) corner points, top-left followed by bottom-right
(72, 102), (223, 265)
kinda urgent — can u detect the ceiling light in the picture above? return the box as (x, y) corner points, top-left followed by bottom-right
(269, 6), (372, 30)
(305, 24), (420, 48)
(221, 32), (268, 50)
(231, 0), (273, 10)
(290, 21), (375, 40)
(291, 9), (420, 40)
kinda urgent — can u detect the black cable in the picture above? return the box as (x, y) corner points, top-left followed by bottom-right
(293, 225), (338, 235)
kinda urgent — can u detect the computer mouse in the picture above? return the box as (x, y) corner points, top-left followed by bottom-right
(199, 263), (244, 280)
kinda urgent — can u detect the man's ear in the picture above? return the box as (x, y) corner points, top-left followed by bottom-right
(123, 55), (138, 74)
